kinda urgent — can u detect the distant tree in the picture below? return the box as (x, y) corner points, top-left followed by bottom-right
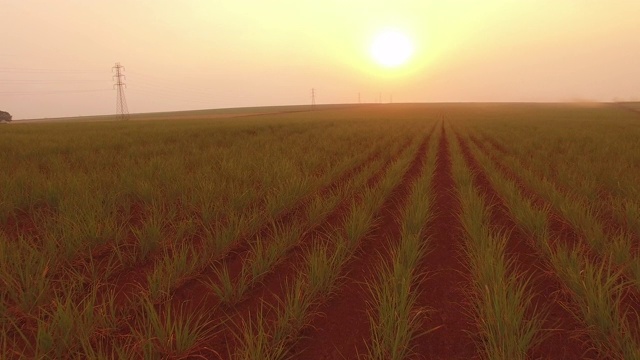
(0, 110), (12, 123)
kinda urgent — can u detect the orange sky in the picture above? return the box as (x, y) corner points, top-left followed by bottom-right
(1, 0), (639, 119)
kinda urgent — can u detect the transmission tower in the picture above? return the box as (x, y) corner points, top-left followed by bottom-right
(112, 62), (129, 120)
(311, 88), (316, 106)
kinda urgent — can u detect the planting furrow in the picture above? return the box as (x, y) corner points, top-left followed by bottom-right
(20, 120), (396, 281)
(234, 152), (424, 359)
(455, 130), (597, 359)
(6, 106), (639, 359)
(175, 147), (393, 308)
(107, 143), (407, 355)
(365, 123), (440, 359)
(473, 128), (640, 247)
(0, 206), (48, 244)
(475, 132), (640, 292)
(413, 123), (476, 358)
(470, 133), (640, 250)
(118, 131), (426, 358)
(284, 130), (431, 359)
(107, 135), (406, 302)
(1, 125), (411, 359)
(448, 127), (545, 359)
(171, 131), (425, 358)
(464, 131), (640, 358)
(495, 117), (640, 236)
(222, 127), (432, 359)
(173, 136), (409, 302)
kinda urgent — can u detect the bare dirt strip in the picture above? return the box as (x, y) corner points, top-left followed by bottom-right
(169, 133), (431, 357)
(468, 131), (640, 356)
(471, 133), (640, 283)
(469, 133), (640, 251)
(467, 134), (588, 252)
(106, 137), (412, 307)
(479, 135), (640, 332)
(412, 123), (476, 359)
(456, 132), (598, 359)
(7, 134), (413, 357)
(1, 206), (49, 244)
(288, 133), (432, 359)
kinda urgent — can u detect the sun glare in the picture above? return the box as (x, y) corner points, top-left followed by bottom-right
(370, 29), (415, 68)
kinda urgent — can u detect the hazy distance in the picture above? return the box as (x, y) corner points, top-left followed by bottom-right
(1, 0), (639, 119)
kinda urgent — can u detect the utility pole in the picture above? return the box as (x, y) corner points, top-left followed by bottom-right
(358, 92), (361, 104)
(311, 88), (316, 106)
(112, 62), (129, 120)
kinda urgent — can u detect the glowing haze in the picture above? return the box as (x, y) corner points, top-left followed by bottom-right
(1, 0), (639, 119)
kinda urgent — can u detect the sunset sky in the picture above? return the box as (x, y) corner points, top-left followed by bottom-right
(1, 0), (639, 119)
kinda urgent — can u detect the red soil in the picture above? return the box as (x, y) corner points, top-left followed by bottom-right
(3, 136), (411, 359)
(456, 133), (598, 359)
(166, 134), (422, 357)
(1, 205), (53, 244)
(467, 134), (584, 250)
(8, 120), (639, 359)
(289, 133), (431, 359)
(470, 133), (640, 251)
(468, 131), (640, 357)
(412, 124), (477, 359)
(107, 139), (406, 307)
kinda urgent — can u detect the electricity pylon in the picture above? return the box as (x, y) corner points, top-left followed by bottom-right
(112, 63), (129, 120)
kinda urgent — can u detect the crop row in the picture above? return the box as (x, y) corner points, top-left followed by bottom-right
(2, 105), (638, 359)
(466, 107), (640, 241)
(448, 126), (543, 359)
(365, 119), (439, 359)
(464, 129), (640, 291)
(0, 113), (436, 358)
(454, 124), (640, 359)
(229, 126), (432, 359)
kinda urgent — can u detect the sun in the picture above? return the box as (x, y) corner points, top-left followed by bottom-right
(370, 29), (415, 68)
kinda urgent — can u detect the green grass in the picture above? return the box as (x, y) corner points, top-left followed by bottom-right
(549, 245), (639, 357)
(449, 128), (544, 360)
(15, 284), (121, 358)
(303, 240), (347, 298)
(469, 125), (640, 290)
(366, 125), (438, 360)
(232, 131), (428, 359)
(3, 104), (640, 358)
(272, 279), (315, 346)
(204, 219), (329, 307)
(306, 189), (343, 228)
(130, 298), (217, 359)
(146, 244), (203, 302)
(232, 306), (290, 360)
(0, 239), (51, 313)
(366, 237), (428, 360)
(458, 127), (640, 358)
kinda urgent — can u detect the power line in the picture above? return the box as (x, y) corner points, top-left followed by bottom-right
(0, 65), (111, 99)
(130, 78), (217, 100)
(128, 87), (219, 106)
(0, 89), (112, 96)
(0, 67), (105, 74)
(0, 79), (108, 84)
(112, 63), (129, 121)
